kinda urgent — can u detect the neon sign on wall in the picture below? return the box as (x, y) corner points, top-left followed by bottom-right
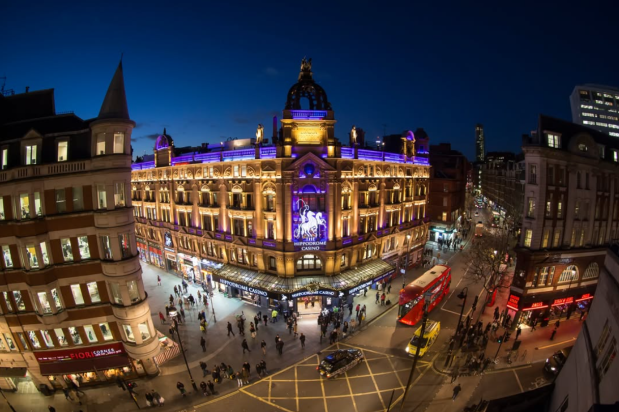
(292, 198), (327, 251)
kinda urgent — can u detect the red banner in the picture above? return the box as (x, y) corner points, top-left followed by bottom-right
(35, 342), (125, 363)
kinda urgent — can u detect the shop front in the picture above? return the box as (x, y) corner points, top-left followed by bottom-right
(0, 367), (28, 391)
(429, 226), (455, 243)
(136, 237), (149, 263)
(212, 276), (274, 308)
(200, 258), (223, 286)
(284, 288), (340, 316)
(177, 253), (199, 282)
(165, 252), (177, 273)
(35, 342), (143, 388)
(507, 289), (595, 329)
(148, 242), (164, 268)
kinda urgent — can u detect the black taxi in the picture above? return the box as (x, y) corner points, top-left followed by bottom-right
(317, 349), (364, 379)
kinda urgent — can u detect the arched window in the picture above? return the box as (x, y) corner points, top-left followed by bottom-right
(582, 262), (599, 280)
(558, 265), (579, 283)
(296, 254), (322, 271)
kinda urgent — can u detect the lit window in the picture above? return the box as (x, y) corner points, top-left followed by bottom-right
(524, 229), (533, 247)
(34, 192), (42, 216)
(578, 143), (588, 152)
(547, 134), (560, 148)
(99, 322), (113, 341)
(97, 184), (107, 209)
(38, 292), (52, 314)
(127, 280), (140, 303)
(40, 242), (49, 266)
(68, 327), (82, 345)
(113, 132), (124, 154)
(3, 333), (16, 351)
(12, 291), (25, 311)
(73, 186), (84, 211)
(114, 182), (126, 207)
(71, 284), (84, 305)
(41, 330), (54, 347)
(87, 282), (100, 303)
(61, 238), (73, 262)
(26, 244), (38, 268)
(1, 148), (7, 169)
(0, 197), (4, 220)
(614, 151), (619, 162)
(51, 288), (62, 310)
(442, 212), (447, 221)
(138, 322), (151, 340)
(19, 193), (30, 219)
(96, 134), (106, 155)
(57, 141), (68, 162)
(100, 235), (112, 260)
(558, 265), (578, 283)
(28, 331), (41, 349)
(84, 325), (98, 343)
(78, 236), (90, 259)
(2, 294), (13, 312)
(109, 282), (123, 304)
(2, 245), (13, 268)
(527, 198), (535, 217)
(123, 325), (135, 342)
(54, 328), (68, 347)
(25, 145), (37, 165)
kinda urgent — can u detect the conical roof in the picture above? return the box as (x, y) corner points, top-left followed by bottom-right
(98, 61), (130, 120)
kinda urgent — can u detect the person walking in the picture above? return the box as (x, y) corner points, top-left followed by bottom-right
(350, 318), (356, 333)
(261, 339), (267, 355)
(515, 326), (522, 341)
(250, 323), (256, 339)
(380, 293), (386, 306)
(48, 406), (56, 412)
(275, 334), (280, 345)
(236, 371), (243, 387)
(227, 365), (235, 381)
(227, 322), (235, 337)
(62, 387), (73, 401)
(176, 381), (186, 397)
(254, 314), (260, 331)
(159, 311), (166, 324)
(387, 283), (392, 294)
(241, 367), (250, 385)
(300, 332), (306, 348)
(452, 383), (462, 401)
(555, 320), (560, 330)
(157, 275), (162, 286)
(152, 389), (163, 406)
(364, 287), (368, 297)
(260, 360), (269, 375)
(550, 329), (557, 341)
(276, 338), (284, 355)
(293, 321), (298, 338)
(375, 291), (380, 304)
(200, 336), (206, 352)
(207, 380), (215, 395)
(343, 321), (349, 337)
(356, 304), (360, 318)
(271, 309), (278, 323)
(174, 286), (179, 297)
(200, 381), (208, 396)
(450, 368), (459, 383)
(200, 361), (208, 377)
(220, 362), (229, 379)
(330, 330), (338, 344)
(242, 338), (251, 353)
(263, 314), (268, 326)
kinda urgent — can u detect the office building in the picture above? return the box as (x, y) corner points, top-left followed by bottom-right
(570, 84), (619, 138)
(475, 123), (485, 162)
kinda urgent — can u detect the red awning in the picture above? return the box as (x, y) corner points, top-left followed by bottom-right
(39, 355), (130, 376)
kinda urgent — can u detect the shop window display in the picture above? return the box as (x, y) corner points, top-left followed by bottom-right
(61, 238), (73, 261)
(54, 328), (68, 346)
(51, 288), (62, 310)
(71, 284), (85, 305)
(42, 330), (54, 347)
(87, 282), (100, 303)
(40, 241), (50, 265)
(68, 327), (82, 345)
(99, 322), (113, 341)
(26, 244), (38, 268)
(84, 325), (98, 343)
(2, 245), (13, 267)
(3, 333), (16, 350)
(78, 236), (90, 259)
(38, 291), (52, 314)
(28, 330), (41, 349)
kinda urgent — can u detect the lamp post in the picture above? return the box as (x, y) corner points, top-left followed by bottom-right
(403, 234), (412, 282)
(455, 287), (468, 336)
(399, 302), (429, 411)
(209, 291), (217, 323)
(169, 308), (198, 392)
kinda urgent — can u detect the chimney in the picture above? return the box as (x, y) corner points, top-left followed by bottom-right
(25, 86), (29, 93)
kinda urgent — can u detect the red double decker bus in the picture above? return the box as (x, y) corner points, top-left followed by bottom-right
(398, 265), (452, 325)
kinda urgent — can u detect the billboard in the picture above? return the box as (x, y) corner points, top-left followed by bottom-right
(292, 198), (327, 251)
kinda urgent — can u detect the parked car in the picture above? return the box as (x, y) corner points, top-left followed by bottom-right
(317, 349), (364, 378)
(544, 346), (573, 375)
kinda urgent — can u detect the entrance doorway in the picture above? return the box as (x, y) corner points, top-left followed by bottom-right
(297, 296), (321, 315)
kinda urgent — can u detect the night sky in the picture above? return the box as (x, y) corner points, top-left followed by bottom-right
(2, 1), (618, 160)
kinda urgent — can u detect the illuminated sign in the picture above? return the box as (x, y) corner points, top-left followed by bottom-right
(292, 198), (327, 251)
(219, 279), (268, 297)
(35, 342), (125, 363)
(522, 301), (548, 311)
(576, 293), (594, 302)
(296, 127), (322, 144)
(506, 294), (520, 311)
(290, 289), (336, 299)
(552, 297), (574, 307)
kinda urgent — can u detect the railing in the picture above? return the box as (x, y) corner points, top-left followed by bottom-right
(341, 147), (354, 159)
(0, 159), (105, 183)
(260, 147), (277, 159)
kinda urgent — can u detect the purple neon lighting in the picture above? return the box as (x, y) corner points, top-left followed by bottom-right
(131, 161), (155, 171)
(263, 240), (277, 248)
(342, 237), (352, 245)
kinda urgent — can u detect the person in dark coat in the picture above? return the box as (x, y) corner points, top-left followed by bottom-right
(200, 336), (206, 352)
(242, 339), (251, 353)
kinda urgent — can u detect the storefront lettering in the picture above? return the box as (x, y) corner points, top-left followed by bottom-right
(552, 297), (574, 306)
(290, 290), (336, 299)
(35, 343), (125, 363)
(219, 279), (268, 297)
(506, 294), (520, 310)
(348, 281), (372, 295)
(576, 293), (594, 302)
(522, 301), (548, 311)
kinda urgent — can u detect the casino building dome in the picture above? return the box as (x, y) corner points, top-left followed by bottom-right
(285, 58), (332, 111)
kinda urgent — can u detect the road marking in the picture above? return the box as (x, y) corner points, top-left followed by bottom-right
(483, 364), (531, 375)
(363, 349), (387, 411)
(339, 344), (359, 412)
(194, 388), (239, 409)
(536, 337), (576, 350)
(268, 378), (272, 402)
(513, 369), (524, 393)
(319, 361), (329, 412)
(268, 388), (406, 400)
(390, 351), (439, 409)
(241, 388), (294, 412)
(268, 368), (412, 382)
(386, 356), (406, 388)
(294, 366), (299, 412)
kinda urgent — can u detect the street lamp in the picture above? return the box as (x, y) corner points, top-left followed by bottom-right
(170, 309), (198, 392)
(455, 287), (468, 336)
(403, 234), (412, 279)
(209, 292), (217, 323)
(399, 301), (429, 411)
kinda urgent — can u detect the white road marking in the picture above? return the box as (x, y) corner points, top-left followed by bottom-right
(513, 369), (524, 393)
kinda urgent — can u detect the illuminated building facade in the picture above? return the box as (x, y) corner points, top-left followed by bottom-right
(475, 123), (485, 162)
(570, 84), (619, 138)
(131, 60), (431, 313)
(0, 63), (160, 391)
(509, 115), (619, 329)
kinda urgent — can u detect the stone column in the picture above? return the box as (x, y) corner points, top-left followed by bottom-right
(285, 183), (292, 242)
(327, 178), (335, 241)
(219, 183), (227, 233)
(276, 184), (284, 241)
(352, 181), (359, 236)
(255, 184), (263, 238)
(379, 182), (386, 228)
(334, 182), (342, 240)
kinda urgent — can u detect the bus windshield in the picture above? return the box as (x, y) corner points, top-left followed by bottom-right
(399, 296), (420, 318)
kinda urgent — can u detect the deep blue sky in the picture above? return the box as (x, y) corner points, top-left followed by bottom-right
(2, 1), (618, 160)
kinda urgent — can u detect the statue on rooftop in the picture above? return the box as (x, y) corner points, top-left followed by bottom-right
(350, 125), (357, 146)
(256, 124), (264, 144)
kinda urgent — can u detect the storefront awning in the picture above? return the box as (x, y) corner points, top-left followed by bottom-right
(214, 259), (395, 297)
(39, 355), (130, 376)
(0, 367), (27, 378)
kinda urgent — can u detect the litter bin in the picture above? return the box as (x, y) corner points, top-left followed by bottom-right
(39, 384), (52, 396)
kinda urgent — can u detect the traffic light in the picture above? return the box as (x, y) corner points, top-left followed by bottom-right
(471, 296), (479, 311)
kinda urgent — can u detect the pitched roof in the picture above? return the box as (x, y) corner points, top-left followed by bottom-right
(98, 61), (130, 120)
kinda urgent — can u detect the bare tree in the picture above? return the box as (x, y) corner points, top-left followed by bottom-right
(465, 227), (511, 316)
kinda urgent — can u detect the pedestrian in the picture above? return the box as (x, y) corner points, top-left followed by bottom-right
(201, 336), (206, 352)
(176, 381), (186, 397)
(227, 365), (235, 381)
(375, 291), (380, 304)
(169, 294), (174, 305)
(330, 330), (338, 344)
(236, 371), (243, 387)
(356, 304), (360, 317)
(275, 334), (280, 345)
(250, 323), (256, 339)
(256, 362), (264, 377)
(531, 318), (538, 332)
(174, 286), (179, 297)
(555, 320), (560, 330)
(200, 319), (207, 333)
(276, 338), (284, 354)
(260, 359), (269, 375)
(200, 381), (208, 396)
(272, 309), (278, 323)
(254, 314), (260, 331)
(364, 287), (368, 297)
(343, 321), (349, 336)
(241, 367), (250, 385)
(350, 318), (356, 333)
(207, 380), (215, 395)
(180, 307), (186, 322)
(450, 369), (459, 383)
(580, 311), (587, 321)
(200, 361), (208, 377)
(300, 333), (306, 348)
(452, 384), (462, 401)
(145, 391), (154, 406)
(515, 326), (522, 341)
(550, 330), (556, 341)
(261, 339), (267, 354)
(493, 307), (499, 321)
(48, 406), (56, 412)
(227, 321), (235, 337)
(62, 387), (73, 401)
(293, 321), (298, 338)
(387, 284), (392, 294)
(157, 275), (162, 286)
(243, 361), (251, 375)
(380, 293), (386, 305)
(152, 389), (163, 406)
(242, 338), (251, 353)
(197, 289), (202, 301)
(263, 314), (268, 326)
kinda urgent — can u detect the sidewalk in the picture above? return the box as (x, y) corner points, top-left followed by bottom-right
(4, 260), (412, 412)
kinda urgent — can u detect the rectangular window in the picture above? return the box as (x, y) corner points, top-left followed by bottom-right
(34, 192), (42, 216)
(71, 284), (84, 305)
(55, 189), (66, 213)
(12, 291), (25, 311)
(96, 134), (106, 155)
(41, 330), (54, 348)
(97, 185), (107, 209)
(542, 228), (550, 248)
(51, 288), (62, 310)
(269, 256), (276, 270)
(119, 233), (131, 258)
(234, 165), (239, 177)
(54, 328), (68, 347)
(527, 198), (535, 218)
(2, 245), (13, 268)
(547, 166), (554, 185)
(25, 145), (37, 165)
(87, 282), (100, 303)
(99, 322), (113, 341)
(114, 182), (125, 207)
(27, 331), (41, 349)
(528, 164), (537, 184)
(61, 238), (73, 261)
(72, 186), (83, 211)
(442, 212), (447, 221)
(40, 242), (49, 266)
(597, 337), (617, 381)
(19, 193), (30, 219)
(138, 322), (151, 340)
(113, 132), (124, 154)
(84, 325), (98, 343)
(1, 148), (7, 169)
(68, 327), (82, 345)
(78, 236), (90, 259)
(0, 197), (4, 220)
(38, 292), (52, 314)
(524, 229), (533, 247)
(57, 141), (68, 162)
(123, 325), (135, 342)
(17, 333), (29, 351)
(26, 244), (38, 268)
(557, 198), (563, 218)
(3, 333), (16, 351)
(547, 133), (560, 148)
(100, 235), (112, 260)
(2, 291), (13, 312)
(110, 283), (123, 305)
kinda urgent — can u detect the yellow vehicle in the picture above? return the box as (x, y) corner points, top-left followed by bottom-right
(406, 320), (440, 357)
